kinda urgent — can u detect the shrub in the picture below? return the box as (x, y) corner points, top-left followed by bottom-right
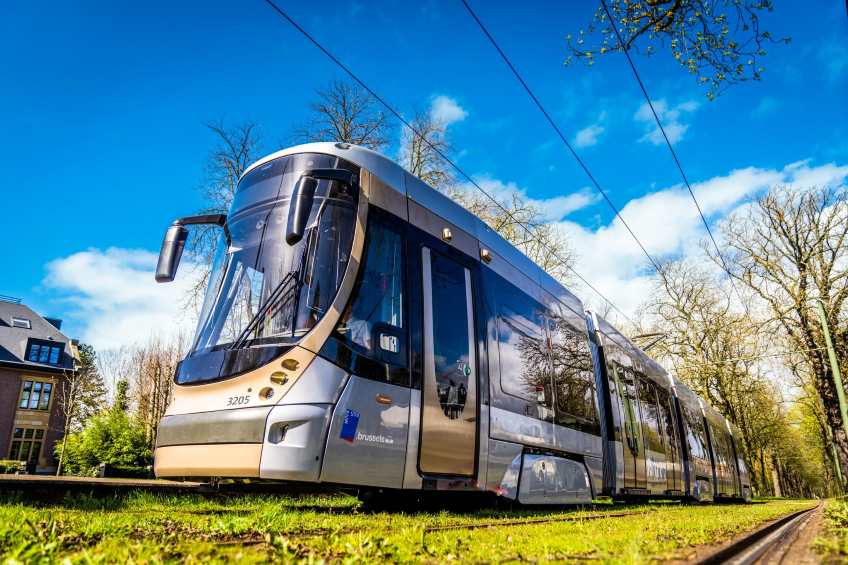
(56, 406), (151, 476)
(0, 460), (25, 474)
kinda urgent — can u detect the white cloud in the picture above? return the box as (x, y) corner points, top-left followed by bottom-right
(429, 95), (468, 127)
(574, 124), (605, 148)
(558, 160), (848, 322)
(634, 98), (699, 145)
(458, 175), (597, 222)
(44, 247), (200, 351)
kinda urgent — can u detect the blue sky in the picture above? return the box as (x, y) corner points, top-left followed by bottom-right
(2, 1), (847, 349)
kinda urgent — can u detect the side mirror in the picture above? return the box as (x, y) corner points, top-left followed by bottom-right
(286, 176), (319, 245)
(155, 223), (189, 283)
(285, 168), (357, 246)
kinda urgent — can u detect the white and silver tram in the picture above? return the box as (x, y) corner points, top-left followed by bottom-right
(153, 142), (751, 503)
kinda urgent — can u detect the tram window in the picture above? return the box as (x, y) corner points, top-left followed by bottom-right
(656, 388), (680, 456)
(335, 216), (405, 364)
(637, 377), (664, 453)
(548, 314), (598, 434)
(618, 366), (641, 452)
(496, 298), (547, 404)
(711, 426), (732, 475)
(683, 407), (709, 460)
(429, 252), (472, 420)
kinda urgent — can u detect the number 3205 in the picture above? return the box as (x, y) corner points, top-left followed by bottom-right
(227, 395), (250, 406)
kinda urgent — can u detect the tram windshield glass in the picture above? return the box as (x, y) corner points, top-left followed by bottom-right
(189, 153), (359, 359)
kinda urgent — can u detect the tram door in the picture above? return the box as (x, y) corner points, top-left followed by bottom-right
(418, 247), (477, 476)
(616, 365), (647, 491)
(656, 388), (683, 493)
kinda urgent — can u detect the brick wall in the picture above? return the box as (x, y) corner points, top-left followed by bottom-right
(0, 368), (67, 470)
(0, 368), (20, 458)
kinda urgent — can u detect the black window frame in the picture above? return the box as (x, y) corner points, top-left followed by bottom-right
(25, 339), (64, 366)
(320, 206), (410, 387)
(17, 379), (53, 411)
(8, 426), (45, 464)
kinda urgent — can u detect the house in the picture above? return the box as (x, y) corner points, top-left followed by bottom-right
(0, 295), (78, 473)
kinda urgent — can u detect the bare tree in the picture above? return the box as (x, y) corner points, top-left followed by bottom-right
(718, 185), (848, 478)
(294, 80), (391, 150)
(448, 188), (575, 285)
(96, 346), (132, 405)
(399, 108), (453, 190)
(566, 0), (790, 99)
(56, 343), (106, 475)
(131, 336), (185, 449)
(184, 120), (263, 307)
(642, 259), (829, 495)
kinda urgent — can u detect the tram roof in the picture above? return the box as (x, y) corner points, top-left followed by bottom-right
(592, 313), (671, 386)
(242, 142), (585, 317)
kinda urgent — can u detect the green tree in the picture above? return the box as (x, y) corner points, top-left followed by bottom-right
(56, 342), (106, 475)
(56, 379), (151, 476)
(566, 0), (790, 100)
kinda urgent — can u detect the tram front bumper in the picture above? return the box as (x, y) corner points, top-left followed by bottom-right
(154, 443), (263, 478)
(153, 403), (333, 481)
(154, 406), (272, 478)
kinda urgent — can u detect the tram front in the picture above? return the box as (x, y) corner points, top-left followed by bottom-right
(152, 147), (380, 481)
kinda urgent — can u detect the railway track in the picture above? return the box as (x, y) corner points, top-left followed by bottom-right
(692, 503), (821, 564)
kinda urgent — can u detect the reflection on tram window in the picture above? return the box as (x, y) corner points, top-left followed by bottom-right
(190, 153), (359, 358)
(496, 300), (546, 404)
(548, 312), (599, 433)
(684, 406), (710, 460)
(637, 377), (664, 453)
(430, 253), (470, 419)
(336, 218), (404, 355)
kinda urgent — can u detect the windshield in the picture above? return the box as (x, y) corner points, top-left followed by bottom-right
(190, 153), (359, 357)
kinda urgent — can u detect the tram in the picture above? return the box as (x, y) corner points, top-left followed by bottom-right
(153, 142), (751, 503)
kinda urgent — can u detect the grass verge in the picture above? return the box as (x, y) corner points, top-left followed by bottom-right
(814, 497), (848, 563)
(0, 491), (814, 563)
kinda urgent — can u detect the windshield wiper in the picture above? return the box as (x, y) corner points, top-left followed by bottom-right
(230, 270), (301, 350)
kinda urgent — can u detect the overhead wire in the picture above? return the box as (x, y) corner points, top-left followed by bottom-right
(460, 0), (666, 277)
(597, 0), (752, 317)
(262, 0), (638, 326)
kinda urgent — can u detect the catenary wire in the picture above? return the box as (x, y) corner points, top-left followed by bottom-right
(459, 0), (666, 277)
(598, 0), (752, 317)
(261, 0), (638, 326)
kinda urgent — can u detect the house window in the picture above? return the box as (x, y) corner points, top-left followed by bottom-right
(18, 380), (53, 411)
(8, 427), (44, 464)
(11, 317), (31, 329)
(26, 341), (64, 365)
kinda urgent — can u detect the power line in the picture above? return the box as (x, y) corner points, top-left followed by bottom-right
(459, 0), (665, 277)
(598, 0), (752, 317)
(261, 0), (637, 326)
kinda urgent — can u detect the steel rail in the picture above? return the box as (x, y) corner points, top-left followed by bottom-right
(692, 504), (820, 564)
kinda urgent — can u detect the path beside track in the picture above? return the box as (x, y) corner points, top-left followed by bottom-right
(682, 503), (822, 564)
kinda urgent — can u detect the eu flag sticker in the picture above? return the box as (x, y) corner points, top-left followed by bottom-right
(340, 409), (360, 443)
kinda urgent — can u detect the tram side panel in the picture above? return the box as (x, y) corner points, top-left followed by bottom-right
(481, 261), (596, 504)
(586, 313), (623, 497)
(586, 322), (626, 497)
(675, 387), (716, 501)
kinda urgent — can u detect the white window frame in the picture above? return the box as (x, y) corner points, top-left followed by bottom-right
(11, 317), (32, 329)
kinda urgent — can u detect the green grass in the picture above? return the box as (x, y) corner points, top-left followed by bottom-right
(815, 497), (848, 562)
(0, 491), (814, 564)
